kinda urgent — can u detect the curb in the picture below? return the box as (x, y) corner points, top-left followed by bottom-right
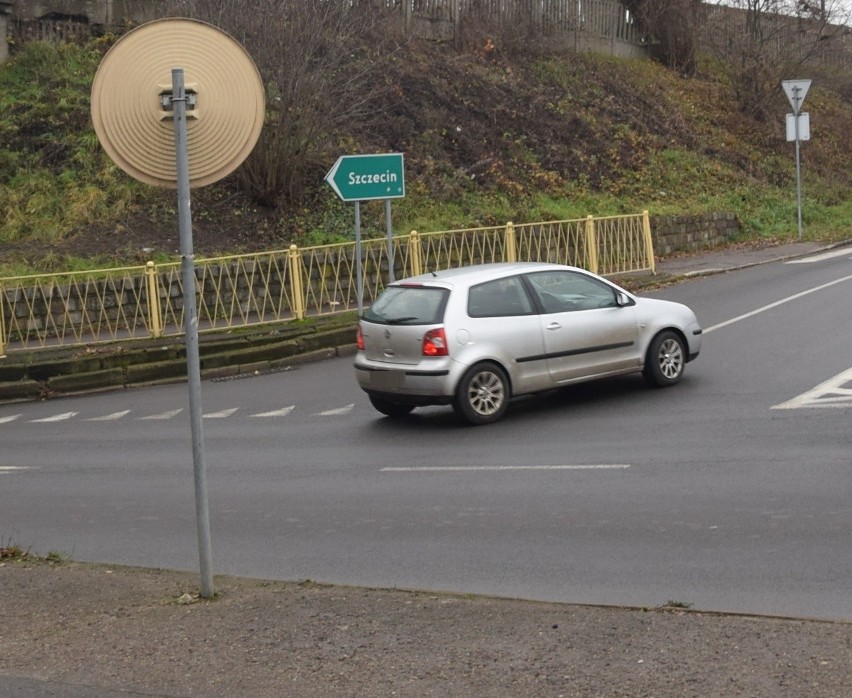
(0, 316), (357, 404)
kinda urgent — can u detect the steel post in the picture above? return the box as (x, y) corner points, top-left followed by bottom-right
(172, 67), (214, 600)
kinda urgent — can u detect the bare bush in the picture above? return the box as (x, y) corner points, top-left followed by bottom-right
(624, 0), (703, 74)
(166, 0), (402, 207)
(702, 0), (851, 119)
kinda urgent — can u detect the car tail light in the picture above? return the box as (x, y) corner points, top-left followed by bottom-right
(356, 325), (365, 350)
(422, 327), (448, 356)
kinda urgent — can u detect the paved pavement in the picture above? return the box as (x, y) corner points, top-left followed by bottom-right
(2, 238), (851, 697)
(652, 239), (838, 277)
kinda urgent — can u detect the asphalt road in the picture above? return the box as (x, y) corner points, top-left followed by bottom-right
(2, 249), (851, 620)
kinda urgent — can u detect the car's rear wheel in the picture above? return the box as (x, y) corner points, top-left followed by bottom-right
(453, 362), (509, 425)
(369, 395), (415, 418)
(643, 330), (686, 387)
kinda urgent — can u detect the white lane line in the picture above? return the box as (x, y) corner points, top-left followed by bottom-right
(772, 367), (852, 410)
(704, 274), (852, 334)
(381, 464), (631, 472)
(30, 412), (78, 423)
(0, 466), (33, 473)
(203, 408), (239, 419)
(316, 404), (354, 416)
(86, 410), (131, 421)
(786, 248), (852, 264)
(251, 406), (295, 418)
(139, 409), (183, 421)
(0, 414), (22, 424)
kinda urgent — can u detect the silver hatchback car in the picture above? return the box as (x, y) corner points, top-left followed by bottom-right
(354, 262), (702, 425)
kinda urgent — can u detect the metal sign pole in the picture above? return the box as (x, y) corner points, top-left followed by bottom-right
(385, 199), (395, 283)
(355, 201), (364, 315)
(782, 80), (811, 241)
(172, 67), (214, 599)
(794, 112), (803, 240)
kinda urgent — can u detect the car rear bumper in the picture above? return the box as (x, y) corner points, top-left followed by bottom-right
(354, 354), (463, 403)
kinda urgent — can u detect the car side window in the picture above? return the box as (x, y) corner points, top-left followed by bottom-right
(526, 270), (618, 313)
(468, 276), (534, 318)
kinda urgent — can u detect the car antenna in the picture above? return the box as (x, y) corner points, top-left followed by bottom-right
(430, 269), (437, 277)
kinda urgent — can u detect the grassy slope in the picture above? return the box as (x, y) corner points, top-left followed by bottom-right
(1, 37), (850, 275)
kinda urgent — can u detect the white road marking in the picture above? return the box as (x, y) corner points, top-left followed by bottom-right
(86, 410), (131, 421)
(704, 274), (852, 334)
(251, 406), (295, 418)
(139, 409), (183, 420)
(30, 412), (78, 423)
(0, 414), (22, 424)
(0, 466), (32, 473)
(381, 464), (631, 472)
(786, 248), (852, 264)
(772, 367), (852, 410)
(316, 404), (355, 416)
(203, 408), (239, 419)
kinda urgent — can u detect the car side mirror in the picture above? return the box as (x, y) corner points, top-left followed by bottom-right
(616, 292), (635, 307)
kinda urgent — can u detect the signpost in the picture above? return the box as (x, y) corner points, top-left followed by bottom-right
(781, 80), (811, 240)
(325, 153), (405, 202)
(325, 153), (405, 312)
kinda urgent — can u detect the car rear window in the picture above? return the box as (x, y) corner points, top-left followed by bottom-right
(363, 286), (449, 325)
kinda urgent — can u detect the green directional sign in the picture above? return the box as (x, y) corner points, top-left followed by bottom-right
(325, 153), (405, 202)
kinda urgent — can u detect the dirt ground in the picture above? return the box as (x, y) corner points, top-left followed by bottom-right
(1, 558), (850, 697)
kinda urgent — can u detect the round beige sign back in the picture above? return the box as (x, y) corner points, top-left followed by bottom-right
(91, 18), (265, 188)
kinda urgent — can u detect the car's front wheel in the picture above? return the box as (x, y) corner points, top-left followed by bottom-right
(453, 362), (509, 425)
(369, 395), (415, 418)
(643, 330), (686, 387)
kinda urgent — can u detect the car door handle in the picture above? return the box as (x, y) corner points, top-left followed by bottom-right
(546, 322), (561, 330)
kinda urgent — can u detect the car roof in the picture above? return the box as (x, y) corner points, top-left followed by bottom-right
(392, 262), (578, 288)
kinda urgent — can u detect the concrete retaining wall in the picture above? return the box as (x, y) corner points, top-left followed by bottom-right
(651, 212), (740, 256)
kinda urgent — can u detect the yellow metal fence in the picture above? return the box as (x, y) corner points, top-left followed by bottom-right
(0, 212), (655, 356)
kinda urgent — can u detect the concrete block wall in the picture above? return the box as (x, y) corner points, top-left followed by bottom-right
(650, 212), (740, 256)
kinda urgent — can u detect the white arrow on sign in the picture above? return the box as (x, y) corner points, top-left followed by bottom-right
(782, 79), (811, 113)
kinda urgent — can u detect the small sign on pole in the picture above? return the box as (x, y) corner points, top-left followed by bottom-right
(786, 113), (810, 142)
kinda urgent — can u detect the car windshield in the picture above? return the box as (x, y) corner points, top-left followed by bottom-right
(363, 285), (448, 325)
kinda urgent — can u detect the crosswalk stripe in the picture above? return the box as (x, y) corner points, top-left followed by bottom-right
(251, 406), (295, 418)
(139, 409), (183, 420)
(30, 412), (78, 423)
(315, 403), (354, 416)
(203, 408), (239, 419)
(86, 410), (131, 421)
(382, 464), (632, 472)
(6, 402), (361, 423)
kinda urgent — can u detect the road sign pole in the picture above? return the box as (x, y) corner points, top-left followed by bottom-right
(385, 199), (395, 283)
(355, 201), (364, 315)
(782, 80), (811, 241)
(794, 115), (803, 240)
(172, 67), (214, 600)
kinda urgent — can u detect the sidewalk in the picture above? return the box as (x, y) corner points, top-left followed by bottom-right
(2, 239), (851, 697)
(652, 239), (837, 277)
